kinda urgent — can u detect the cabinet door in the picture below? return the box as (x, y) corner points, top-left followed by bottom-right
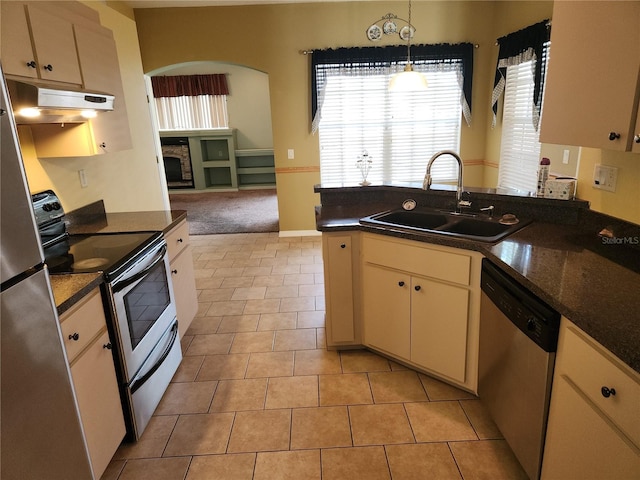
(633, 100), (640, 154)
(411, 277), (469, 383)
(324, 235), (356, 345)
(171, 245), (198, 339)
(362, 264), (410, 360)
(542, 375), (640, 480)
(70, 330), (126, 480)
(74, 23), (132, 153)
(1, 2), (39, 79)
(26, 4), (82, 84)
(539, 1), (640, 150)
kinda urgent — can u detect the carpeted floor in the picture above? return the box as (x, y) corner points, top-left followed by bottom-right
(169, 189), (279, 235)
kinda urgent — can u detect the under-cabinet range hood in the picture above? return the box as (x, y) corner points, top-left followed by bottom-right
(6, 79), (114, 124)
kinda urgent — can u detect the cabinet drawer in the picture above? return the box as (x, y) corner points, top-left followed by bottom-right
(60, 289), (106, 363)
(559, 325), (640, 447)
(165, 220), (190, 261)
(362, 234), (471, 286)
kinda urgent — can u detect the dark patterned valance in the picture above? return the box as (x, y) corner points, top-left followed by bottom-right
(491, 20), (551, 130)
(311, 43), (474, 131)
(151, 74), (229, 97)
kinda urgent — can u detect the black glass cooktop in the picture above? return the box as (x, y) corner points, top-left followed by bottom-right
(44, 232), (162, 275)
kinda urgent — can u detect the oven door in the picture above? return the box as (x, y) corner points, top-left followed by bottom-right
(110, 241), (177, 381)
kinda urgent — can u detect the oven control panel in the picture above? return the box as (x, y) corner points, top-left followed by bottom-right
(31, 190), (64, 228)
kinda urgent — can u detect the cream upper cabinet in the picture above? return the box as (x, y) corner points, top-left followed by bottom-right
(361, 233), (482, 392)
(539, 1), (640, 151)
(1, 2), (39, 80)
(165, 219), (198, 339)
(322, 232), (361, 348)
(1, 2), (83, 85)
(633, 101), (640, 154)
(542, 317), (640, 480)
(74, 23), (133, 154)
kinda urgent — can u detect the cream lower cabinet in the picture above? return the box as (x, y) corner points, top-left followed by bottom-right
(361, 233), (481, 392)
(165, 219), (198, 339)
(60, 288), (125, 480)
(542, 318), (640, 479)
(322, 232), (361, 348)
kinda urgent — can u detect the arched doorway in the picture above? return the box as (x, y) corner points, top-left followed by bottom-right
(146, 62), (279, 234)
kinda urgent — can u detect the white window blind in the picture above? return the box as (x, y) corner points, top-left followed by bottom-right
(318, 66), (462, 185)
(155, 95), (228, 130)
(498, 44), (550, 194)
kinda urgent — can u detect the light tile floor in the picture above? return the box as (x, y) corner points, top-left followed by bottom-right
(102, 233), (527, 480)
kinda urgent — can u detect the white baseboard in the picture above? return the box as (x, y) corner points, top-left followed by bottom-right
(279, 230), (322, 237)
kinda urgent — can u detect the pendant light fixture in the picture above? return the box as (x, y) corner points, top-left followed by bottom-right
(389, 0), (428, 91)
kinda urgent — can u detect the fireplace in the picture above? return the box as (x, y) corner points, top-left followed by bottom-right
(161, 137), (194, 189)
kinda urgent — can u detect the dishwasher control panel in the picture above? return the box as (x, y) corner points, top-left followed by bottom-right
(481, 259), (560, 352)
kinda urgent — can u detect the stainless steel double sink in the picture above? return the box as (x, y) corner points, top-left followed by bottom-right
(359, 208), (531, 243)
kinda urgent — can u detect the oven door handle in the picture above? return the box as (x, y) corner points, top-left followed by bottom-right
(112, 244), (168, 293)
(130, 321), (178, 394)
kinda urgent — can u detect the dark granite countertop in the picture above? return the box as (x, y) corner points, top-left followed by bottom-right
(50, 273), (104, 316)
(49, 203), (187, 315)
(315, 187), (640, 374)
(67, 208), (187, 235)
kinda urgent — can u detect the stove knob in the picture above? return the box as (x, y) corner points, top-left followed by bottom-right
(51, 202), (61, 210)
(527, 318), (537, 331)
(42, 203), (52, 212)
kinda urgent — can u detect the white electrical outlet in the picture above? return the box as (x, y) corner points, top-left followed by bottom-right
(593, 164), (618, 192)
(287, 149), (295, 160)
(562, 149), (570, 165)
(78, 169), (88, 188)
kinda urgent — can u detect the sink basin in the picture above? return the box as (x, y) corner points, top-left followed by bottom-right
(367, 210), (449, 230)
(360, 208), (530, 243)
(439, 218), (511, 237)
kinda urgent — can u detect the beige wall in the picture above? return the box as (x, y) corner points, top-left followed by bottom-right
(134, 1), (555, 232)
(18, 1), (167, 213)
(575, 148), (640, 224)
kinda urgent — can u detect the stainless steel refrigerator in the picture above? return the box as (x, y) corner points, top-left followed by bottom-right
(1, 65), (94, 479)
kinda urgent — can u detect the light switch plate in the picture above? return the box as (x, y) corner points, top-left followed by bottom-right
(593, 164), (617, 192)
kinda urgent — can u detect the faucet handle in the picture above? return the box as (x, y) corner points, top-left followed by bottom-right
(458, 192), (472, 209)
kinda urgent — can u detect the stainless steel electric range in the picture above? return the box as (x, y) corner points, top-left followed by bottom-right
(33, 190), (182, 441)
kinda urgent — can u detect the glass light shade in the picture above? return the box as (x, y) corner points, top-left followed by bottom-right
(389, 63), (428, 92)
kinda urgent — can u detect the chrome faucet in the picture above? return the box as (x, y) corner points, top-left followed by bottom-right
(423, 150), (466, 212)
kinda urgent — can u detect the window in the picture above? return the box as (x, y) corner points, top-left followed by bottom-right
(154, 95), (228, 130)
(498, 60), (542, 193)
(151, 74), (229, 130)
(492, 21), (551, 194)
(312, 44), (474, 186)
(498, 43), (550, 194)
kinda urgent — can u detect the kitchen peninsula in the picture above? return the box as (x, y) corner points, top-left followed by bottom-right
(315, 183), (640, 374)
(317, 183), (640, 478)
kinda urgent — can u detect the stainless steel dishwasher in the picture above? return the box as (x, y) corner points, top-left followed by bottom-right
(479, 259), (560, 480)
